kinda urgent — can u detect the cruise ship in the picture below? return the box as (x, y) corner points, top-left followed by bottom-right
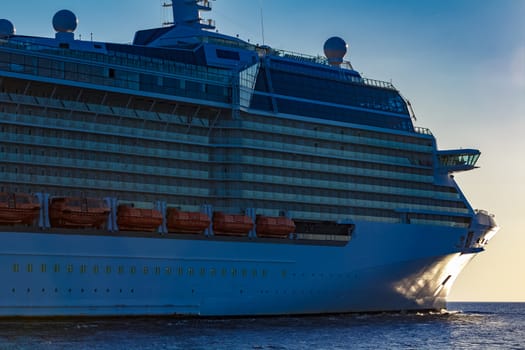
(0, 1), (499, 317)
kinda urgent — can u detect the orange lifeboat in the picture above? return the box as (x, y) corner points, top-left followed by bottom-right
(49, 197), (109, 229)
(167, 208), (210, 234)
(0, 192), (40, 226)
(117, 204), (163, 232)
(256, 216), (295, 238)
(212, 212), (254, 236)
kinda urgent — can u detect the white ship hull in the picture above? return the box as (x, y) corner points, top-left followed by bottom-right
(0, 221), (481, 317)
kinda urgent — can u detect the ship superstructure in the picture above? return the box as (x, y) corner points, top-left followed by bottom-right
(0, 1), (498, 317)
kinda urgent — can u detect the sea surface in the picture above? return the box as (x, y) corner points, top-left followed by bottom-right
(0, 302), (523, 349)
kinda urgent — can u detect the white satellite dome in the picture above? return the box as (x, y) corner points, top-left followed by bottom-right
(0, 19), (15, 38)
(323, 36), (348, 66)
(53, 9), (78, 33)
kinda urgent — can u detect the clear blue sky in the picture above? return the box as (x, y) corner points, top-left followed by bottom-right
(2, 0), (524, 301)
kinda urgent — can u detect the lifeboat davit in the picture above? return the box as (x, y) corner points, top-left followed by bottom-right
(49, 197), (109, 229)
(256, 216), (295, 238)
(0, 192), (40, 225)
(167, 208), (210, 234)
(212, 212), (254, 236)
(117, 205), (163, 232)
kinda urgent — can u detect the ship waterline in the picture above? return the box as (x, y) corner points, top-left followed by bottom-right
(0, 0), (498, 316)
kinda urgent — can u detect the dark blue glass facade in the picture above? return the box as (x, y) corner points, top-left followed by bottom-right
(250, 65), (414, 131)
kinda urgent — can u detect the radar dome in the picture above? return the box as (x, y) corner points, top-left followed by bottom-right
(323, 36), (348, 66)
(52, 9), (78, 33)
(0, 19), (15, 38)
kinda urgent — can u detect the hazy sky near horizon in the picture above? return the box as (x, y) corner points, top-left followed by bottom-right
(2, 0), (524, 301)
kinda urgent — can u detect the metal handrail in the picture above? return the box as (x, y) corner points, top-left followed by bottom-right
(414, 127), (433, 136)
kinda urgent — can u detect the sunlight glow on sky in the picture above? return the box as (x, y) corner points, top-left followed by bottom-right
(2, 0), (524, 301)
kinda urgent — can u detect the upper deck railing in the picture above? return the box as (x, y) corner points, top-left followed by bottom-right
(272, 49), (328, 65)
(414, 127), (433, 136)
(268, 48), (396, 90)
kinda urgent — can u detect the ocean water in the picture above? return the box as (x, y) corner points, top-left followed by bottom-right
(0, 303), (523, 349)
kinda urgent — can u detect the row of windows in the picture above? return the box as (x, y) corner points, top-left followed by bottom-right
(270, 69), (408, 114)
(12, 263), (269, 278)
(0, 51), (232, 104)
(0, 149), (210, 182)
(237, 120), (433, 154)
(0, 123), (210, 161)
(0, 163), (209, 190)
(220, 127), (430, 160)
(0, 79), (222, 125)
(0, 105), (211, 140)
(0, 142), (209, 171)
(235, 148), (433, 177)
(242, 113), (432, 147)
(219, 130), (431, 167)
(11, 287), (134, 294)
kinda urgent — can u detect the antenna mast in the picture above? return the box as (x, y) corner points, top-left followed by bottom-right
(162, 1), (174, 27)
(260, 5), (265, 45)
